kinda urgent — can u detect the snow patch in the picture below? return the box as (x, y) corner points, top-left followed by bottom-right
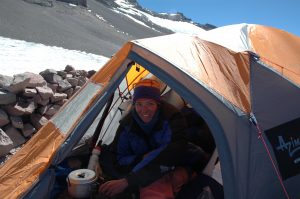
(0, 37), (109, 76)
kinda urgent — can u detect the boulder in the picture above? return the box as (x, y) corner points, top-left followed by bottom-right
(21, 123), (36, 137)
(23, 72), (47, 88)
(4, 101), (36, 116)
(23, 88), (38, 97)
(30, 114), (49, 130)
(5, 73), (31, 93)
(36, 86), (54, 100)
(4, 125), (26, 147)
(0, 89), (16, 105)
(0, 74), (13, 89)
(0, 129), (13, 156)
(0, 109), (10, 127)
(10, 116), (23, 129)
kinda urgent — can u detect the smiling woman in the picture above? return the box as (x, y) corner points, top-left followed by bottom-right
(132, 79), (161, 123)
(134, 99), (159, 123)
(97, 77), (218, 199)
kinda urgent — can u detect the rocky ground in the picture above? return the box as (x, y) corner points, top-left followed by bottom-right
(0, 65), (96, 163)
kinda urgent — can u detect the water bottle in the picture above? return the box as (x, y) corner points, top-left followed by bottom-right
(87, 146), (102, 176)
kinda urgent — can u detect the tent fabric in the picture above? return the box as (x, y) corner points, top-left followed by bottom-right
(0, 23), (300, 199)
(195, 23), (300, 86)
(249, 25), (300, 85)
(133, 35), (251, 113)
(0, 122), (64, 198)
(126, 63), (149, 91)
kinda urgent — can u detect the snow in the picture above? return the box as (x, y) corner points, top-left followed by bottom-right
(0, 36), (109, 77)
(145, 13), (206, 34)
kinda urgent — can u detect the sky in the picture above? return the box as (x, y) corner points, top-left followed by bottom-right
(138, 0), (300, 37)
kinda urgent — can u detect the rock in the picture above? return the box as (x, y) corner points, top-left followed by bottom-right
(40, 69), (62, 84)
(0, 109), (10, 127)
(77, 76), (88, 86)
(65, 65), (75, 72)
(0, 89), (16, 105)
(76, 70), (88, 77)
(66, 74), (73, 78)
(0, 128), (13, 156)
(36, 86), (54, 100)
(57, 79), (72, 92)
(68, 70), (77, 77)
(4, 101), (36, 116)
(56, 0), (87, 7)
(39, 69), (57, 76)
(10, 116), (23, 129)
(56, 98), (68, 106)
(0, 75), (13, 89)
(4, 125), (26, 147)
(38, 105), (50, 115)
(0, 66), (91, 159)
(45, 105), (61, 116)
(30, 114), (48, 130)
(74, 86), (81, 93)
(87, 70), (96, 78)
(6, 73), (31, 93)
(50, 92), (68, 103)
(23, 72), (47, 88)
(67, 77), (78, 87)
(47, 83), (58, 92)
(64, 87), (74, 98)
(33, 94), (50, 106)
(57, 71), (67, 78)
(23, 88), (37, 97)
(22, 123), (36, 137)
(23, 0), (54, 7)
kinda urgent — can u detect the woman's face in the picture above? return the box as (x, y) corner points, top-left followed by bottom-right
(134, 98), (158, 123)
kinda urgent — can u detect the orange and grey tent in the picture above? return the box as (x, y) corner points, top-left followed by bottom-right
(0, 23), (300, 199)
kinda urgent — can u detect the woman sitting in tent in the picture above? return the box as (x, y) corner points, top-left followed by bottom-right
(98, 78), (221, 199)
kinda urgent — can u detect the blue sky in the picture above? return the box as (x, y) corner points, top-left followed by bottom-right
(138, 0), (300, 37)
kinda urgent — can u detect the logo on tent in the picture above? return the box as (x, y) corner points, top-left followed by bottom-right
(265, 117), (300, 180)
(276, 136), (300, 164)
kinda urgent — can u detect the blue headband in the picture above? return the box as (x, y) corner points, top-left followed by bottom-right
(133, 86), (160, 102)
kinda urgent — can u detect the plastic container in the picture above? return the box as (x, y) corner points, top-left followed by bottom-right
(87, 147), (101, 169)
(67, 169), (97, 198)
(87, 147), (102, 176)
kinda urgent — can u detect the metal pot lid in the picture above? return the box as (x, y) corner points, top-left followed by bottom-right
(67, 169), (97, 184)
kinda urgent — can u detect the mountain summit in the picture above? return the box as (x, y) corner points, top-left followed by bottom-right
(0, 0), (215, 57)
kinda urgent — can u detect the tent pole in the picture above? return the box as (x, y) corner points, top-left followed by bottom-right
(90, 93), (115, 150)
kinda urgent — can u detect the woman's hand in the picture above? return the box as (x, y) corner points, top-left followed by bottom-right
(99, 178), (128, 197)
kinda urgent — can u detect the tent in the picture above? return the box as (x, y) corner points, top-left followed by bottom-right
(0, 23), (300, 199)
